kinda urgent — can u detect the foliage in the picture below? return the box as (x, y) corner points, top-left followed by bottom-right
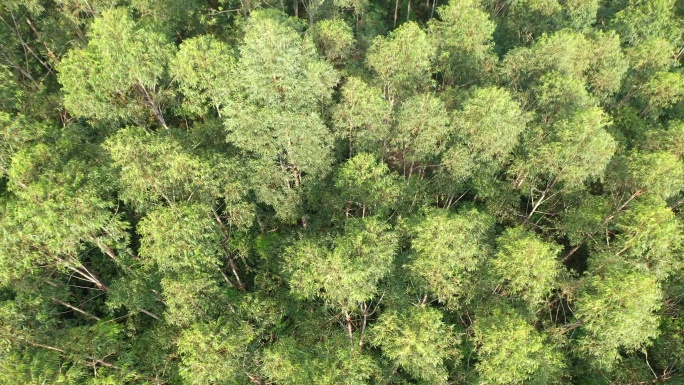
(2, 1), (684, 383)
(284, 217), (397, 311)
(575, 271), (663, 369)
(473, 307), (565, 384)
(58, 8), (175, 126)
(370, 305), (458, 384)
(170, 35), (235, 117)
(492, 226), (562, 306)
(366, 21), (435, 101)
(406, 208), (494, 309)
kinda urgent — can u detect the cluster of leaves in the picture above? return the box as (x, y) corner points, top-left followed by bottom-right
(0, 0), (683, 384)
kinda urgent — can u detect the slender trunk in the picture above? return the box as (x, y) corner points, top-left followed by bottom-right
(138, 308), (159, 320)
(28, 341), (66, 353)
(55, 256), (107, 291)
(406, 0), (411, 21)
(226, 257), (246, 291)
(137, 82), (168, 129)
(359, 303), (368, 348)
(86, 356), (122, 370)
(562, 244), (582, 262)
(523, 176), (558, 224)
(7, 13), (53, 75)
(247, 373), (266, 385)
(562, 189), (643, 262)
(51, 297), (101, 321)
(394, 0), (400, 27)
(345, 311), (354, 346)
(217, 266), (239, 290)
(676, 46), (684, 61)
(308, 2), (314, 26)
(212, 210), (246, 291)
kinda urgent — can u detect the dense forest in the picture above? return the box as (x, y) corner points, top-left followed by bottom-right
(0, 0), (683, 383)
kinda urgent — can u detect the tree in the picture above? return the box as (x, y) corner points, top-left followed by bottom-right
(369, 305), (458, 384)
(332, 77), (391, 156)
(473, 307), (565, 384)
(619, 150), (684, 200)
(58, 8), (175, 127)
(170, 35), (235, 117)
(575, 270), (662, 369)
(389, 92), (450, 169)
(429, 0), (497, 86)
(262, 334), (379, 384)
(161, 271), (234, 327)
(138, 203), (221, 274)
(310, 18), (355, 65)
(406, 208), (494, 309)
(532, 71), (596, 122)
(224, 10), (338, 222)
(530, 106), (616, 188)
(366, 21), (435, 102)
(104, 127), (217, 212)
(283, 217), (397, 312)
(177, 318), (256, 384)
(636, 70), (684, 118)
(503, 29), (628, 101)
(610, 195), (682, 280)
(492, 227), (562, 307)
(452, 86), (528, 165)
(561, 0), (600, 30)
(334, 153), (401, 218)
(1, 125), (130, 290)
(490, 0), (562, 50)
(611, 0), (683, 46)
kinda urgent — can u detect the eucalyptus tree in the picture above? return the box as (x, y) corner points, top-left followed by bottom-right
(575, 270), (663, 369)
(224, 10), (338, 222)
(332, 76), (391, 157)
(406, 208), (494, 309)
(473, 307), (566, 384)
(58, 8), (175, 128)
(366, 21), (435, 103)
(104, 127), (218, 212)
(283, 217), (398, 313)
(491, 227), (563, 309)
(388, 92), (450, 174)
(370, 305), (458, 384)
(170, 35), (235, 117)
(310, 18), (355, 65)
(2, 1), (684, 383)
(428, 0), (497, 86)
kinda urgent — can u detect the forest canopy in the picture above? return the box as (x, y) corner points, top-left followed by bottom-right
(0, 0), (683, 384)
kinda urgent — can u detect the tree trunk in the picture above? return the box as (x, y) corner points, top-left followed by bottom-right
(212, 210), (247, 291)
(359, 302), (368, 348)
(51, 297), (101, 321)
(137, 82), (168, 129)
(562, 189), (643, 262)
